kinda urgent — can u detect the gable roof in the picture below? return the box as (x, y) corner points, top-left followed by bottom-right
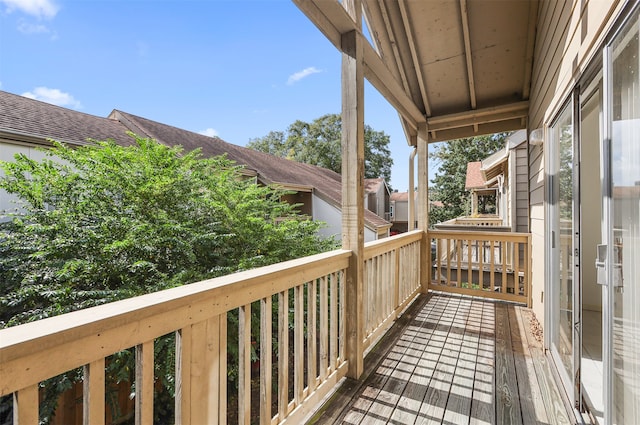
(0, 90), (389, 231)
(109, 110), (389, 230)
(390, 191), (417, 202)
(364, 177), (387, 195)
(465, 162), (485, 190)
(0, 90), (133, 147)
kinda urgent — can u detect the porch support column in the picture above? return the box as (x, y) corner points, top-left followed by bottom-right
(417, 123), (430, 293)
(341, 0), (365, 380)
(408, 146), (417, 231)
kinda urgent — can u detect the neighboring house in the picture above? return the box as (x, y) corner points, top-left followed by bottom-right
(439, 130), (529, 232)
(0, 91), (391, 241)
(364, 178), (390, 220)
(390, 190), (442, 233)
(389, 191), (415, 233)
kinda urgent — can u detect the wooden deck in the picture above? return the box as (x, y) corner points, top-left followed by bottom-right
(309, 292), (572, 425)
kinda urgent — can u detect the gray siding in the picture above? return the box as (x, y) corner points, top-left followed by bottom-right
(527, 0), (624, 324)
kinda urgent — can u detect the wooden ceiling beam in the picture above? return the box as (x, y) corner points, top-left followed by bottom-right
(377, 0), (410, 92)
(459, 0), (477, 110)
(522, 0), (539, 99)
(426, 101), (529, 132)
(398, 0), (432, 117)
(427, 119), (526, 143)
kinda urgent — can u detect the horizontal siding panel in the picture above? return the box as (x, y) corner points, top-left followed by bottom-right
(530, 0), (574, 126)
(531, 204), (545, 222)
(530, 0), (623, 128)
(530, 185), (544, 206)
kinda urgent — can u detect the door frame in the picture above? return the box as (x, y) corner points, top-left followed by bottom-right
(545, 92), (582, 408)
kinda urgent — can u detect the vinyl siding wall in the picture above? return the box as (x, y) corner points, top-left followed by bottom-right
(527, 0), (625, 326)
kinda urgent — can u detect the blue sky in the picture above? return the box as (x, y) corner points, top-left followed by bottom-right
(0, 0), (429, 191)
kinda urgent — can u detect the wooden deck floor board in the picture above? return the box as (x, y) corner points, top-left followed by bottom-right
(309, 293), (572, 425)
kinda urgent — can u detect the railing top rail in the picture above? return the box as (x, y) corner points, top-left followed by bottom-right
(429, 229), (531, 242)
(364, 230), (423, 260)
(0, 249), (351, 395)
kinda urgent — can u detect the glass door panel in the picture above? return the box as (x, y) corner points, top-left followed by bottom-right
(609, 8), (640, 424)
(550, 102), (577, 389)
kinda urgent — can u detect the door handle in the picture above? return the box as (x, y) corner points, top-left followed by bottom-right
(595, 244), (607, 285)
(595, 244), (623, 287)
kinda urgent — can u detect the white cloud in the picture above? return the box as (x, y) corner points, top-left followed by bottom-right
(198, 128), (219, 138)
(1, 0), (59, 19)
(287, 67), (322, 85)
(22, 87), (82, 109)
(17, 20), (49, 34)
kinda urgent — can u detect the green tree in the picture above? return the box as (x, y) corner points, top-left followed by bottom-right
(429, 133), (508, 226)
(247, 113), (393, 183)
(0, 135), (337, 422)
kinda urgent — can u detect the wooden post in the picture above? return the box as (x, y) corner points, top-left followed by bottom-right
(417, 122), (430, 293)
(409, 147), (417, 231)
(341, 0), (364, 380)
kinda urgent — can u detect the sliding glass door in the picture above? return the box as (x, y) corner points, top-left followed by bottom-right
(549, 99), (581, 403)
(604, 7), (640, 423)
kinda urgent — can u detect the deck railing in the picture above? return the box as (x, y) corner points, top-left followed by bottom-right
(0, 232), (425, 425)
(1, 250), (352, 425)
(362, 230), (422, 351)
(428, 230), (532, 306)
(1, 229), (531, 424)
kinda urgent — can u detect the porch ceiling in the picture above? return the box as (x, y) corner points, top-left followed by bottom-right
(294, 0), (537, 145)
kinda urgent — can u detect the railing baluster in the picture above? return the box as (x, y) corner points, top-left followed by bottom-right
(278, 290), (289, 419)
(83, 359), (105, 425)
(456, 240), (462, 286)
(502, 241), (508, 294)
(14, 384), (39, 425)
(176, 327), (191, 425)
(515, 241), (521, 295)
(467, 239), (472, 286)
(260, 296), (272, 425)
(479, 239), (484, 289)
(377, 254), (383, 325)
(294, 284), (304, 405)
(319, 276), (328, 381)
(394, 248), (401, 309)
(490, 240), (495, 291)
(363, 259), (369, 335)
(330, 272), (338, 371)
(191, 317), (221, 425)
(239, 305), (251, 425)
(135, 340), (154, 425)
(219, 313), (227, 425)
(307, 279), (317, 392)
(436, 238), (442, 285)
(446, 238), (452, 286)
(339, 270), (346, 363)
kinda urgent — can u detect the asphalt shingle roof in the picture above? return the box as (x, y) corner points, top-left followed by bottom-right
(0, 91), (133, 147)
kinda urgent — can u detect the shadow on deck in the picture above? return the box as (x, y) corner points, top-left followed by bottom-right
(309, 292), (572, 425)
